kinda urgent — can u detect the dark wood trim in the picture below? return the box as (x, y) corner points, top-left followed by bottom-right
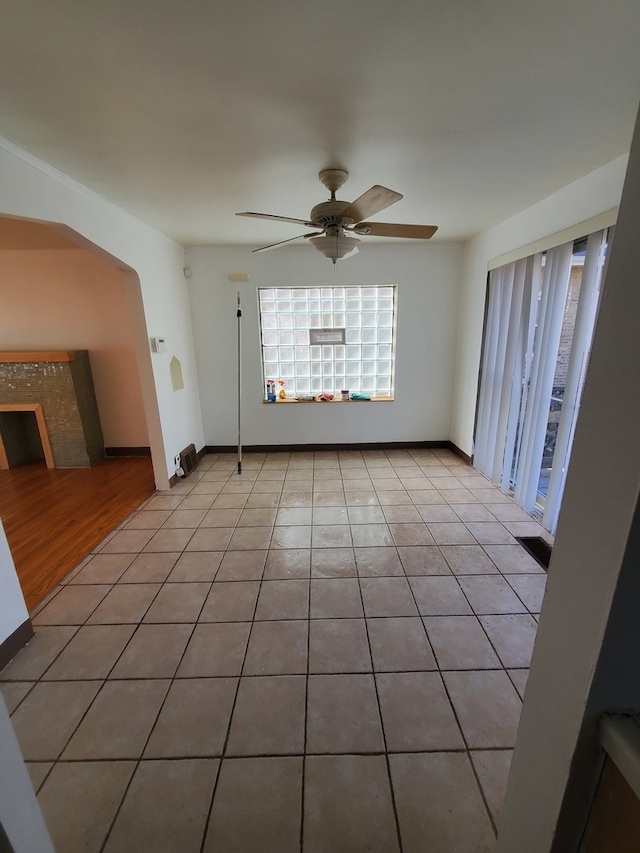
(205, 440), (453, 454)
(104, 447), (151, 458)
(447, 441), (472, 465)
(0, 619), (34, 671)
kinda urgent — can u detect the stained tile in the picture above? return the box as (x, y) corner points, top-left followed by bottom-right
(408, 576), (472, 616)
(243, 620), (308, 675)
(62, 680), (170, 759)
(177, 622), (251, 677)
(360, 577), (419, 617)
(304, 755), (399, 853)
(390, 752), (495, 852)
(204, 757), (302, 853)
(306, 674), (384, 753)
(308, 619), (371, 673)
(103, 759), (219, 853)
(200, 581), (260, 622)
(310, 578), (363, 618)
(443, 670), (522, 748)
(424, 615), (501, 670)
(109, 623), (194, 678)
(38, 761), (136, 853)
(311, 548), (357, 578)
(480, 614), (539, 668)
(376, 672), (463, 751)
(226, 675), (305, 755)
(11, 681), (101, 760)
(255, 580), (309, 620)
(367, 617), (436, 672)
(144, 678), (237, 757)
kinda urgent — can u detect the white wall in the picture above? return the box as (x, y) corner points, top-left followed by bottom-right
(186, 242), (463, 447)
(0, 525), (49, 853)
(0, 520), (28, 647)
(0, 693), (53, 853)
(449, 155), (628, 457)
(0, 248), (148, 446)
(0, 139), (205, 488)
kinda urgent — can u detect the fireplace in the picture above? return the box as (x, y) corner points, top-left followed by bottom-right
(0, 351), (104, 468)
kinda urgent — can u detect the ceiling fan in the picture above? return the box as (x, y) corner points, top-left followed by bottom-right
(236, 169), (438, 264)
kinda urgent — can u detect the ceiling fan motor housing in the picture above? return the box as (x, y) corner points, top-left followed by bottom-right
(310, 199), (351, 228)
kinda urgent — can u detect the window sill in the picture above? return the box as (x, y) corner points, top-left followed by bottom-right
(263, 396), (394, 404)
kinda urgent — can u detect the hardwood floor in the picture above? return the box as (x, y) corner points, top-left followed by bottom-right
(0, 457), (155, 611)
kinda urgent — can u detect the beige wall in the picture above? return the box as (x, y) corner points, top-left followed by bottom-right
(0, 247), (148, 447)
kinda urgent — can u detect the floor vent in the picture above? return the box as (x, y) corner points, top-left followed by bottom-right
(516, 536), (552, 571)
(179, 443), (198, 477)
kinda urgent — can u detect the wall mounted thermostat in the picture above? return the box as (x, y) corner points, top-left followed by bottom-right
(151, 336), (167, 353)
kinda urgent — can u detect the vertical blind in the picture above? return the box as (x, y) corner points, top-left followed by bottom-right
(474, 230), (608, 533)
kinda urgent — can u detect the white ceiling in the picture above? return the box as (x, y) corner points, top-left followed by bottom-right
(1, 0), (639, 248)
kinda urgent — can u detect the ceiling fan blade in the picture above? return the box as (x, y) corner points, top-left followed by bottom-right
(237, 211), (314, 227)
(253, 232), (322, 253)
(339, 185), (403, 225)
(354, 222), (438, 239)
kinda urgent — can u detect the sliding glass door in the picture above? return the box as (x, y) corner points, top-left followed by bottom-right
(473, 229), (609, 533)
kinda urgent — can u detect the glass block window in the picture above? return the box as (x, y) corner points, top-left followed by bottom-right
(258, 285), (397, 398)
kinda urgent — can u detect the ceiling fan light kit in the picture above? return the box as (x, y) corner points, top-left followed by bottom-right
(236, 169), (438, 264)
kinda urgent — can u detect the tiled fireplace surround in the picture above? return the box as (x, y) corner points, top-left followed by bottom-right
(0, 351), (104, 468)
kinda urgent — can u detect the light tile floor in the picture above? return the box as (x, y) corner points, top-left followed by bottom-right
(0, 448), (550, 852)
